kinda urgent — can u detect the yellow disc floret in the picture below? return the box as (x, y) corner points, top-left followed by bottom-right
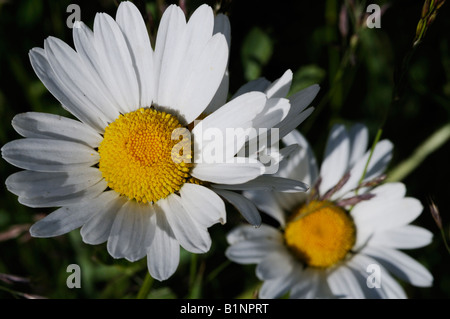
(98, 108), (192, 203)
(284, 200), (356, 268)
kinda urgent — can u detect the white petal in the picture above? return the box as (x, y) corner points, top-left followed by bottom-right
(159, 194), (211, 254)
(116, 1), (154, 107)
(213, 189), (261, 226)
(174, 7), (228, 123)
(243, 190), (286, 226)
(319, 124), (350, 195)
(202, 13), (231, 114)
(369, 225), (433, 250)
(196, 126), (256, 163)
(72, 21), (126, 114)
(204, 70), (229, 114)
(335, 139), (393, 198)
(28, 48), (105, 132)
(276, 144), (302, 164)
(232, 78), (271, 98)
(281, 129), (319, 184)
(362, 139), (393, 179)
(225, 238), (281, 264)
(2, 138), (99, 172)
(347, 253), (407, 299)
(352, 196), (423, 229)
(254, 144), (302, 177)
(348, 124), (368, 167)
(18, 179), (107, 208)
(12, 112), (102, 148)
(191, 160), (264, 184)
(213, 175), (308, 193)
(175, 33), (228, 123)
(378, 270), (408, 299)
(29, 191), (117, 237)
(271, 130), (317, 213)
(290, 268), (336, 299)
(327, 265), (366, 299)
(289, 269), (314, 299)
(192, 91), (267, 156)
(371, 182), (406, 200)
(107, 201), (155, 262)
(214, 13), (231, 47)
(81, 191), (127, 245)
(256, 250), (295, 280)
(352, 197), (423, 249)
(276, 107), (314, 141)
(226, 224), (283, 245)
(362, 245), (433, 287)
(44, 37), (119, 125)
(153, 5), (187, 111)
(164, 4), (216, 115)
(344, 255), (386, 299)
(147, 205), (180, 281)
(259, 271), (296, 299)
(264, 69), (292, 98)
(185, 3), (213, 45)
(194, 91), (267, 134)
(93, 13), (139, 112)
(251, 98), (290, 131)
(273, 191), (308, 214)
(6, 168), (103, 198)
(288, 84), (320, 116)
(179, 183), (226, 227)
(273, 84), (319, 141)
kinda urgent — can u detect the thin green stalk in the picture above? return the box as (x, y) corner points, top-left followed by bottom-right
(344, 0), (357, 30)
(356, 128), (383, 192)
(187, 254), (204, 299)
(429, 199), (450, 256)
(440, 227), (450, 255)
(236, 282), (261, 299)
(386, 123), (450, 182)
(303, 48), (353, 133)
(136, 272), (154, 299)
(0, 285), (20, 298)
(206, 260), (231, 283)
(189, 253), (198, 289)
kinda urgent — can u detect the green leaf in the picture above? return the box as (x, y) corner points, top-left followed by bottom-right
(289, 64), (326, 95)
(18, 0), (44, 27)
(241, 27), (273, 81)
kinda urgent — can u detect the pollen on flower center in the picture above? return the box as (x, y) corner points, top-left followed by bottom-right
(98, 108), (192, 203)
(284, 200), (356, 268)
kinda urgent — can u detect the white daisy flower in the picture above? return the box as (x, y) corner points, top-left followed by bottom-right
(226, 124), (434, 298)
(1, 2), (317, 281)
(209, 71), (320, 226)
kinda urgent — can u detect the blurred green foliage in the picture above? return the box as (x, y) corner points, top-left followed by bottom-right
(241, 27), (274, 81)
(0, 0), (449, 299)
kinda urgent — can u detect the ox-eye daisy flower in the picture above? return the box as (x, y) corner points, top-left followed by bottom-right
(1, 2), (316, 281)
(208, 71), (320, 226)
(226, 124), (433, 298)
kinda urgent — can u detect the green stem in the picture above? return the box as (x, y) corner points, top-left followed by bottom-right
(441, 228), (450, 255)
(386, 122), (450, 182)
(206, 260), (231, 283)
(187, 254), (204, 299)
(303, 43), (356, 133)
(136, 272), (154, 299)
(344, 0), (357, 30)
(189, 253), (198, 289)
(0, 285), (20, 298)
(356, 128), (383, 192)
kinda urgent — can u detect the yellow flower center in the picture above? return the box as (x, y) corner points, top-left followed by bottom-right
(284, 200), (356, 268)
(98, 108), (192, 203)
